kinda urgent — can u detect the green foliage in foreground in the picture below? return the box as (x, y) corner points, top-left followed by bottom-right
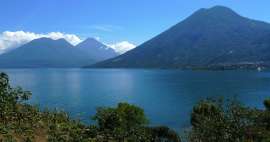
(92, 102), (150, 141)
(0, 72), (180, 142)
(189, 98), (270, 142)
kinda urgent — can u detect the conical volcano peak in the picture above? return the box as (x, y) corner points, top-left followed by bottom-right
(85, 37), (99, 42)
(76, 37), (118, 61)
(181, 5), (243, 26)
(78, 37), (105, 48)
(207, 6), (235, 12)
(195, 5), (240, 18)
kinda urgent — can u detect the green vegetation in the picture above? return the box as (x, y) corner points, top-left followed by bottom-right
(2, 71), (270, 142)
(189, 98), (270, 142)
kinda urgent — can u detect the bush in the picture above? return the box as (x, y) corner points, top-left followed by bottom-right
(189, 98), (270, 142)
(92, 102), (150, 141)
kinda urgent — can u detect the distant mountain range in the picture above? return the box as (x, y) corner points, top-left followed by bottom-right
(0, 37), (118, 68)
(91, 6), (270, 69)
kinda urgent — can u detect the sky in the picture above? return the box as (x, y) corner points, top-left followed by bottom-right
(0, 0), (270, 53)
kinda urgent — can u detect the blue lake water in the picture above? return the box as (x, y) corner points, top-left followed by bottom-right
(1, 69), (270, 132)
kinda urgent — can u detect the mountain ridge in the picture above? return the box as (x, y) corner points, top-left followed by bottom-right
(0, 37), (119, 68)
(0, 38), (92, 68)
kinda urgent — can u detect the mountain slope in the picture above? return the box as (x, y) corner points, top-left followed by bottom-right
(91, 6), (270, 69)
(0, 38), (94, 68)
(76, 38), (118, 62)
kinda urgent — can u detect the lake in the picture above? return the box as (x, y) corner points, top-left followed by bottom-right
(1, 68), (270, 132)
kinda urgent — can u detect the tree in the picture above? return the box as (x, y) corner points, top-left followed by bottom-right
(0, 73), (34, 141)
(149, 126), (181, 142)
(0, 72), (31, 123)
(189, 98), (258, 142)
(92, 102), (150, 141)
(264, 99), (270, 111)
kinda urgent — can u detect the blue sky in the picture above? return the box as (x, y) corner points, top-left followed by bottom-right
(0, 0), (270, 45)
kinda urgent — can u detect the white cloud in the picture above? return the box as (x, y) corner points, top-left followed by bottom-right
(94, 36), (101, 41)
(45, 32), (82, 45)
(107, 41), (136, 54)
(0, 31), (82, 54)
(0, 30), (135, 55)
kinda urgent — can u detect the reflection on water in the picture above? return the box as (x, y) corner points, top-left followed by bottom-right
(1, 68), (270, 132)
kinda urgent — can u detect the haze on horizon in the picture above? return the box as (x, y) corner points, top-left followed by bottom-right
(0, 0), (269, 54)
